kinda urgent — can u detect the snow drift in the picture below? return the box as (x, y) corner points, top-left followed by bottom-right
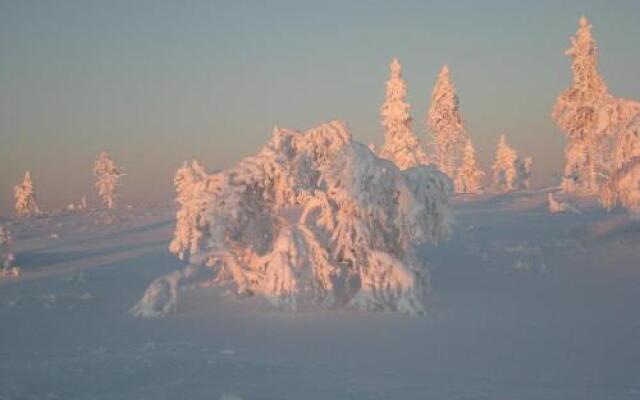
(133, 121), (452, 316)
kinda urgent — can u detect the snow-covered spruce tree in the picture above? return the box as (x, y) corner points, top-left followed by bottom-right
(379, 58), (430, 170)
(552, 16), (608, 193)
(168, 160), (210, 261)
(454, 139), (484, 193)
(14, 171), (40, 217)
(133, 121), (453, 316)
(492, 135), (518, 192)
(0, 225), (18, 277)
(93, 151), (123, 209)
(427, 65), (469, 181)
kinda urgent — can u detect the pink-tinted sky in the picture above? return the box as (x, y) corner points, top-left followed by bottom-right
(1, 1), (639, 214)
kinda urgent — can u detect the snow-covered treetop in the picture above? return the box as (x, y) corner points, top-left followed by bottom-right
(566, 16), (607, 97)
(553, 16), (609, 139)
(381, 57), (411, 133)
(94, 151), (122, 178)
(427, 64), (465, 141)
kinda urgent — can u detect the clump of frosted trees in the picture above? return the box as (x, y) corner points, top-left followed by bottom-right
(376, 59), (485, 193)
(553, 17), (640, 216)
(14, 171), (40, 217)
(491, 135), (532, 192)
(0, 225), (19, 278)
(133, 121), (453, 317)
(94, 151), (124, 209)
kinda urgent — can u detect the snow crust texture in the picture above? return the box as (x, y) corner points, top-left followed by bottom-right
(134, 121), (452, 316)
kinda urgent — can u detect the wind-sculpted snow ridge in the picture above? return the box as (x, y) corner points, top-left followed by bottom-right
(133, 121), (452, 317)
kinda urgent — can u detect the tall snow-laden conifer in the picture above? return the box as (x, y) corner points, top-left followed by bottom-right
(14, 171), (40, 217)
(379, 58), (429, 170)
(427, 65), (468, 180)
(94, 151), (124, 209)
(553, 16), (611, 193)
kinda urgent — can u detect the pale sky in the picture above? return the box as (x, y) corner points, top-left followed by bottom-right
(1, 0), (639, 214)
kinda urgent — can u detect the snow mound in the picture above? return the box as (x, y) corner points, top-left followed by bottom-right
(135, 121), (452, 316)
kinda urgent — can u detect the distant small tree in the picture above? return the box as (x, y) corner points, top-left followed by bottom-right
(516, 156), (533, 190)
(492, 135), (518, 192)
(94, 151), (124, 209)
(379, 58), (429, 170)
(427, 65), (468, 179)
(14, 171), (41, 217)
(454, 139), (484, 193)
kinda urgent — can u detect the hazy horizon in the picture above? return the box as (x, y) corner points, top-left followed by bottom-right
(2, 0), (640, 214)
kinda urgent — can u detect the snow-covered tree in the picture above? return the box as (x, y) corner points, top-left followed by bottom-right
(0, 225), (19, 277)
(94, 151), (123, 209)
(454, 139), (484, 193)
(168, 160), (210, 260)
(427, 65), (468, 179)
(516, 156), (533, 190)
(552, 16), (640, 194)
(552, 16), (608, 193)
(379, 58), (429, 170)
(492, 135), (518, 192)
(133, 121), (453, 317)
(14, 171), (40, 217)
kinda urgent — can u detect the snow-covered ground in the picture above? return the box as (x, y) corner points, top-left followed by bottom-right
(1, 192), (639, 400)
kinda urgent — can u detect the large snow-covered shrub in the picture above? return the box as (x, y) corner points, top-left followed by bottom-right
(133, 121), (452, 316)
